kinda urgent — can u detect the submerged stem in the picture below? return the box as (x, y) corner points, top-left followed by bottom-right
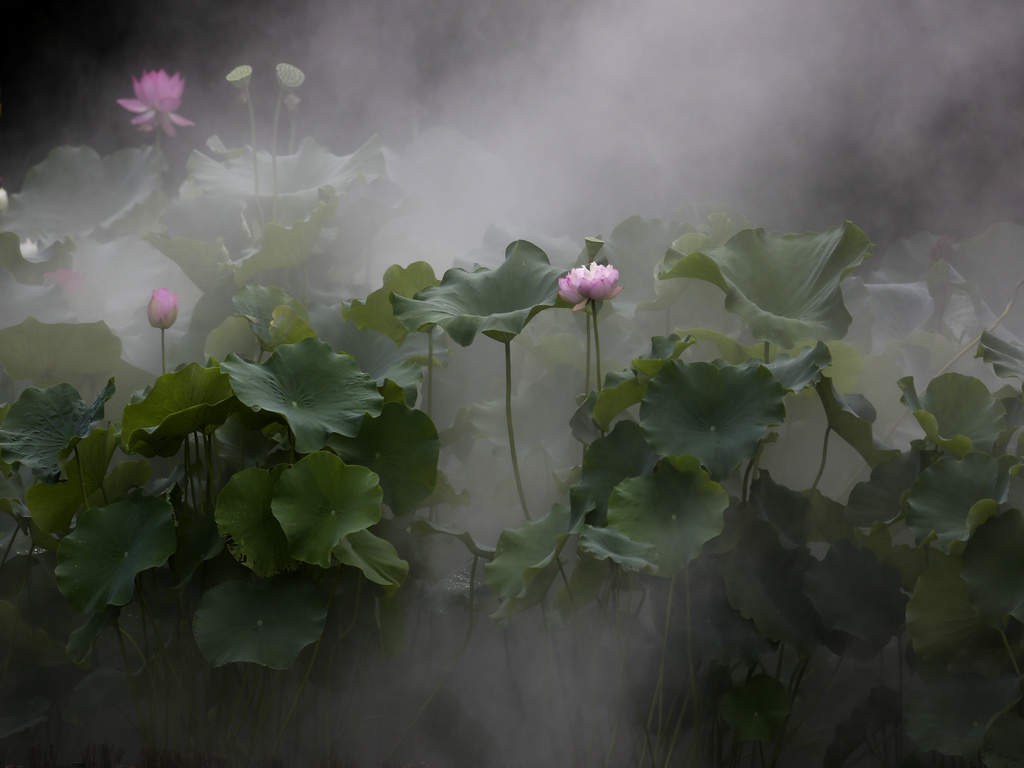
(505, 340), (531, 521)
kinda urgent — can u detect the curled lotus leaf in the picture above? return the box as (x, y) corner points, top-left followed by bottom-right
(640, 360), (786, 480)
(977, 330), (1024, 381)
(899, 373), (1006, 457)
(343, 261), (440, 343)
(392, 240), (562, 346)
(0, 378), (114, 484)
(215, 466), (296, 577)
(192, 575), (327, 668)
(333, 528), (409, 594)
(220, 337), (383, 455)
(660, 221), (872, 348)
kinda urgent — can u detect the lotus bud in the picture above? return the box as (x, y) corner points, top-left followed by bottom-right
(148, 288), (178, 329)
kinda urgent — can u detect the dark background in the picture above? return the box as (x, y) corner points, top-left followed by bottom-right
(3, 0), (1024, 249)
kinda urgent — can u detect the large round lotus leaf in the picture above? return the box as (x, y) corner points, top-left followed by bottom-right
(220, 338), (383, 455)
(215, 466), (296, 577)
(905, 452), (1018, 551)
(271, 451), (381, 567)
(906, 549), (989, 658)
(846, 450), (926, 528)
(961, 509), (1024, 628)
(720, 675), (790, 741)
(328, 402), (439, 516)
(3, 145), (161, 243)
(192, 575), (328, 668)
(188, 135), (384, 216)
(659, 221), (872, 348)
(0, 379), (114, 484)
(485, 505), (572, 600)
(640, 360), (785, 480)
(0, 318), (122, 387)
(578, 525), (658, 573)
(55, 493), (175, 613)
(232, 189), (339, 285)
(27, 427), (149, 534)
(978, 330), (1024, 381)
(905, 673), (1021, 757)
(343, 261), (441, 343)
(392, 240), (562, 346)
(333, 528), (409, 594)
(802, 540), (907, 660)
(606, 455), (728, 576)
(899, 373), (1006, 456)
(122, 363), (238, 457)
(723, 520), (829, 655)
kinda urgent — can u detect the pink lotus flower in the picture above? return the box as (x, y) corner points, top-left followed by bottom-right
(558, 262), (624, 310)
(148, 288), (178, 329)
(117, 70), (195, 137)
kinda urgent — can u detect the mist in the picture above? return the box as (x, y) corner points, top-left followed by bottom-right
(3, 0), (1024, 765)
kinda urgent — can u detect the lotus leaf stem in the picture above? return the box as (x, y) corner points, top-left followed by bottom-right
(505, 340), (531, 521)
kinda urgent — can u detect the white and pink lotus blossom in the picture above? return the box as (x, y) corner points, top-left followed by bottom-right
(558, 262), (624, 311)
(147, 288), (178, 329)
(117, 70), (195, 137)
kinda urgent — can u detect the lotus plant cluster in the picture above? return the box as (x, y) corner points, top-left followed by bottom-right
(1, 64), (1024, 768)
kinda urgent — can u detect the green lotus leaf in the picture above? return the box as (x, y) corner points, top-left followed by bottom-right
(343, 261), (441, 343)
(192, 575), (328, 668)
(823, 688), (901, 768)
(899, 373), (1006, 456)
(55, 493), (175, 613)
(750, 471), (811, 549)
(232, 284), (310, 353)
(66, 606), (119, 666)
(325, 319), (428, 407)
(905, 673), (1021, 758)
(220, 338), (383, 454)
(27, 427), (149, 534)
(816, 379), (900, 469)
(172, 507), (225, 588)
(232, 188), (339, 285)
(660, 221), (872, 347)
(906, 549), (990, 658)
(122, 363), (238, 457)
(765, 341), (831, 392)
(0, 379), (114, 484)
(2, 145), (161, 243)
(328, 402), (439, 516)
(485, 505), (572, 600)
(802, 540), (907, 660)
(204, 316), (257, 362)
(720, 675), (790, 742)
(569, 420), (659, 528)
(578, 525), (658, 573)
(961, 509), (1024, 628)
(392, 240), (562, 346)
(0, 599), (70, 666)
(333, 528), (409, 594)
(982, 711), (1024, 768)
(640, 360), (786, 480)
(607, 455), (729, 577)
(978, 331), (1024, 381)
(845, 450), (926, 527)
(215, 465), (296, 577)
(271, 451), (381, 567)
(592, 333), (696, 429)
(188, 135), (384, 219)
(905, 452), (1019, 551)
(0, 318), (122, 388)
(723, 520), (830, 655)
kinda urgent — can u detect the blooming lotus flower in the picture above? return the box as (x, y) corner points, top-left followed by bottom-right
(117, 70), (195, 137)
(558, 262), (624, 310)
(148, 288), (178, 329)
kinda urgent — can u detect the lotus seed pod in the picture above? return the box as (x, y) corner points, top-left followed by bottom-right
(276, 63), (305, 92)
(226, 65), (253, 90)
(585, 237), (605, 261)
